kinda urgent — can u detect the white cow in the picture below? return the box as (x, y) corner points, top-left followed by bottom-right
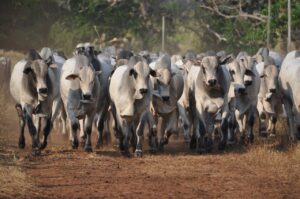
(186, 54), (233, 153)
(109, 56), (157, 156)
(279, 50), (300, 141)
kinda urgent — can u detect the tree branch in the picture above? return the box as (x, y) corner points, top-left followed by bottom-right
(198, 0), (267, 23)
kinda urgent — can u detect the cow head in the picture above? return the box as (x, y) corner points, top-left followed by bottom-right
(193, 54), (233, 88)
(23, 49), (50, 101)
(129, 60), (157, 100)
(150, 54), (174, 101)
(260, 64), (279, 101)
(74, 43), (85, 55)
(227, 53), (256, 96)
(66, 65), (100, 103)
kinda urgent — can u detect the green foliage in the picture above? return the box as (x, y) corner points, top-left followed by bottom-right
(1, 0), (300, 55)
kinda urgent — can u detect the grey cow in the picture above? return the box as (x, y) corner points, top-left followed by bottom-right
(10, 49), (59, 154)
(60, 55), (101, 152)
(227, 52), (260, 144)
(150, 54), (184, 151)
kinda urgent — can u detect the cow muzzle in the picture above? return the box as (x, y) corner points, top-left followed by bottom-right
(207, 79), (217, 87)
(81, 93), (93, 104)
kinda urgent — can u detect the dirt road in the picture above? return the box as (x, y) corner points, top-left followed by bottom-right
(0, 105), (300, 199)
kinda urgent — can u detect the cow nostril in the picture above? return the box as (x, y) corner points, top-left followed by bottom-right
(139, 88), (148, 94)
(39, 88), (48, 94)
(238, 87), (246, 94)
(162, 96), (170, 101)
(269, 88), (276, 93)
(83, 94), (91, 100)
(208, 79), (217, 86)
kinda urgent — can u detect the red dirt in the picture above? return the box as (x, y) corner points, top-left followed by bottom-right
(0, 110), (300, 199)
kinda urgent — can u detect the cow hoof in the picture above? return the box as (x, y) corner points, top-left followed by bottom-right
(71, 139), (79, 149)
(149, 148), (157, 154)
(184, 135), (191, 144)
(218, 142), (226, 151)
(121, 150), (130, 157)
(158, 144), (164, 152)
(134, 150), (143, 158)
(32, 148), (41, 156)
(84, 146), (93, 153)
(39, 141), (47, 150)
(189, 137), (196, 150)
(18, 139), (25, 149)
(259, 132), (268, 138)
(196, 148), (205, 154)
(227, 139), (235, 145)
(95, 142), (103, 149)
(248, 134), (254, 144)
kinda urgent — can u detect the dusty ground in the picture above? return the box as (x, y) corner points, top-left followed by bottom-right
(1, 101), (300, 199)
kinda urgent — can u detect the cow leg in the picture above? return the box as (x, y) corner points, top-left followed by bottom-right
(135, 112), (148, 157)
(227, 114), (236, 145)
(96, 109), (108, 148)
(235, 110), (246, 145)
(282, 98), (297, 141)
(60, 105), (67, 135)
(40, 116), (52, 150)
(218, 118), (228, 150)
(147, 112), (158, 153)
(159, 111), (178, 152)
(33, 116), (41, 143)
(204, 114), (214, 152)
(268, 115), (277, 137)
(79, 119), (86, 146)
(16, 104), (26, 149)
(120, 121), (130, 157)
(25, 111), (40, 155)
(84, 114), (95, 152)
(246, 110), (255, 144)
(258, 112), (268, 137)
(177, 103), (191, 144)
(158, 117), (167, 152)
(69, 118), (79, 149)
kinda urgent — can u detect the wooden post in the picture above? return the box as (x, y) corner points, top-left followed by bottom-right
(287, 0), (291, 52)
(267, 0), (271, 48)
(162, 16), (165, 52)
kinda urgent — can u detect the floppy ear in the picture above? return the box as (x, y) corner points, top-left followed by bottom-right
(129, 68), (137, 78)
(245, 69), (256, 77)
(259, 71), (265, 78)
(65, 74), (81, 80)
(219, 54), (234, 65)
(149, 68), (158, 77)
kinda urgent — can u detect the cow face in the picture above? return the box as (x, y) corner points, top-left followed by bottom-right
(200, 56), (220, 87)
(23, 59), (49, 101)
(260, 64), (279, 101)
(227, 55), (256, 96)
(194, 54), (233, 88)
(152, 68), (172, 101)
(129, 61), (157, 100)
(66, 66), (100, 103)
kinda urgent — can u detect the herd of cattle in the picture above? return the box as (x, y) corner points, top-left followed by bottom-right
(8, 43), (300, 156)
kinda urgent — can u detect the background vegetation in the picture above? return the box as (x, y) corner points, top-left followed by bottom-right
(1, 0), (300, 56)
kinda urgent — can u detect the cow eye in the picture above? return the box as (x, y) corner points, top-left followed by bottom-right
(202, 66), (206, 74)
(230, 70), (235, 75)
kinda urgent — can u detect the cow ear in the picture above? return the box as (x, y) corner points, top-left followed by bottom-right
(66, 74), (81, 81)
(23, 67), (33, 74)
(219, 54), (234, 65)
(129, 68), (137, 78)
(245, 69), (256, 77)
(149, 68), (157, 77)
